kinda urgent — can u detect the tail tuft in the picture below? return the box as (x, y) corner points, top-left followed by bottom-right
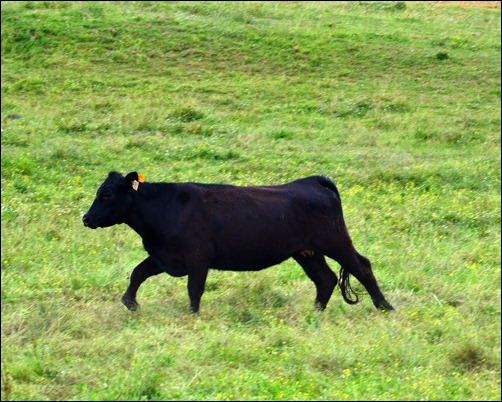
(339, 266), (359, 305)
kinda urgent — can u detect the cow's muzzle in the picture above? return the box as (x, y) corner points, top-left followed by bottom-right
(82, 214), (96, 228)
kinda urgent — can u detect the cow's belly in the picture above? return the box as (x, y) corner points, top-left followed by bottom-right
(210, 234), (299, 271)
(211, 254), (291, 271)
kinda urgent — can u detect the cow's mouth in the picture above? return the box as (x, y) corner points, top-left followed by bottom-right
(83, 221), (98, 229)
(82, 214), (98, 229)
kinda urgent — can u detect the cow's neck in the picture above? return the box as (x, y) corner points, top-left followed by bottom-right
(125, 210), (150, 238)
(124, 185), (172, 239)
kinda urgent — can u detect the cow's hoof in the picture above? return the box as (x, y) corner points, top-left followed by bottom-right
(122, 296), (139, 311)
(189, 305), (200, 314)
(376, 300), (395, 312)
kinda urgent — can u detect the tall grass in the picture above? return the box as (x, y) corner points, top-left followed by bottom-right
(1, 1), (500, 400)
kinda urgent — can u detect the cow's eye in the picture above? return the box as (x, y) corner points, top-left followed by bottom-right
(102, 193), (113, 201)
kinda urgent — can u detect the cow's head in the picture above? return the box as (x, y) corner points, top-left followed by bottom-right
(82, 171), (140, 229)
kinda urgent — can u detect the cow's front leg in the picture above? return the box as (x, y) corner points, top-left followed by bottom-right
(122, 256), (163, 311)
(187, 267), (209, 313)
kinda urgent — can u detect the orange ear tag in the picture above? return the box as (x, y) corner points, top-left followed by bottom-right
(138, 173), (145, 183)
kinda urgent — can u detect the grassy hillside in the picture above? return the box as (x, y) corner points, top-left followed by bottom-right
(1, 1), (500, 400)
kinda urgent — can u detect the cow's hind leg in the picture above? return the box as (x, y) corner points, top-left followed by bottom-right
(293, 252), (338, 311)
(122, 256), (163, 311)
(328, 248), (394, 312)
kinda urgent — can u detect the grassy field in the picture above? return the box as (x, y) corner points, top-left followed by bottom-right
(1, 1), (500, 400)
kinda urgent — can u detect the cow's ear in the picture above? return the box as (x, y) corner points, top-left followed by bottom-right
(124, 172), (139, 189)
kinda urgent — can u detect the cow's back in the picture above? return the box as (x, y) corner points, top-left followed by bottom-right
(189, 177), (342, 270)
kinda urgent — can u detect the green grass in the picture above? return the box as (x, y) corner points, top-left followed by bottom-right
(1, 1), (500, 400)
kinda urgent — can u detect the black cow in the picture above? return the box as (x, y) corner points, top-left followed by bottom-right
(82, 171), (394, 314)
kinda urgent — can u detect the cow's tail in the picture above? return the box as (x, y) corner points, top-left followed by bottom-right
(319, 176), (360, 305)
(339, 265), (360, 305)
